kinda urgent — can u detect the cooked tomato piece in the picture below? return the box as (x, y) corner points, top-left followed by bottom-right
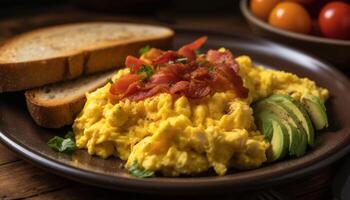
(125, 56), (144, 72)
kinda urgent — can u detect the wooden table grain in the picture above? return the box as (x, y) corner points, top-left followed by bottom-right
(0, 5), (347, 200)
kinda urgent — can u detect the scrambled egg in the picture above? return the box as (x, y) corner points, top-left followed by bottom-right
(73, 56), (328, 176)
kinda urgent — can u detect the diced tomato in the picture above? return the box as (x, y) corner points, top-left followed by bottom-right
(125, 56), (143, 72)
(110, 74), (142, 95)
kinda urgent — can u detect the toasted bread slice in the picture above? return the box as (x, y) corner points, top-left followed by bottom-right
(25, 70), (115, 128)
(0, 22), (173, 92)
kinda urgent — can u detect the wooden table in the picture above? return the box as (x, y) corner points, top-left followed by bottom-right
(0, 4), (347, 200)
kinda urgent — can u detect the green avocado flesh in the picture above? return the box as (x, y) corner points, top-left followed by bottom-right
(253, 95), (313, 161)
(254, 104), (306, 159)
(267, 95), (315, 146)
(256, 113), (292, 160)
(267, 120), (289, 161)
(301, 94), (328, 130)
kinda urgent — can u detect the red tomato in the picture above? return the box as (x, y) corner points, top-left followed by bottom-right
(250, 0), (281, 20)
(125, 56), (143, 72)
(269, 2), (312, 34)
(318, 1), (350, 40)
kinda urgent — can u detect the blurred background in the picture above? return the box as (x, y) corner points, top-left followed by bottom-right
(1, 0), (349, 68)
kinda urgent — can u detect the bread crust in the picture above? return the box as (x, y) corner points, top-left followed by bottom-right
(0, 23), (173, 92)
(25, 91), (87, 128)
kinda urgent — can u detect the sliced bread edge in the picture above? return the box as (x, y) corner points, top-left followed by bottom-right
(25, 70), (115, 128)
(0, 23), (173, 92)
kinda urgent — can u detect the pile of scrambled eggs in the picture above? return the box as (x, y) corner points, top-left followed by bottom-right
(73, 56), (328, 176)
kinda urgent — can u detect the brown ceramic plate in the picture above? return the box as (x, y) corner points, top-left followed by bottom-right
(1, 28), (350, 195)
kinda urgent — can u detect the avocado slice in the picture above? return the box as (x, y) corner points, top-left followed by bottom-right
(268, 95), (315, 146)
(255, 111), (297, 158)
(301, 94), (328, 130)
(267, 120), (289, 162)
(254, 99), (308, 157)
(255, 116), (273, 141)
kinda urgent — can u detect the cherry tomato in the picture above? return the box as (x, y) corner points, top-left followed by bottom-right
(250, 0), (281, 20)
(318, 1), (350, 40)
(284, 0), (315, 5)
(268, 2), (312, 34)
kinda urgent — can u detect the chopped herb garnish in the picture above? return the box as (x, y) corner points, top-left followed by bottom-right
(208, 66), (216, 72)
(129, 160), (155, 178)
(196, 60), (208, 67)
(195, 49), (203, 55)
(138, 45), (151, 56)
(176, 57), (188, 64)
(65, 131), (75, 142)
(47, 131), (76, 154)
(106, 78), (113, 84)
(137, 64), (154, 81)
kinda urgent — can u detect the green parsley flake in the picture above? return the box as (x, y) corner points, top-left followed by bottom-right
(176, 57), (188, 64)
(195, 49), (203, 55)
(137, 64), (154, 81)
(197, 60), (208, 67)
(106, 78), (113, 84)
(208, 66), (216, 72)
(129, 161), (155, 178)
(47, 131), (76, 154)
(138, 45), (151, 56)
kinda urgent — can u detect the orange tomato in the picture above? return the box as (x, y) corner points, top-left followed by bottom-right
(250, 0), (281, 20)
(268, 2), (312, 34)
